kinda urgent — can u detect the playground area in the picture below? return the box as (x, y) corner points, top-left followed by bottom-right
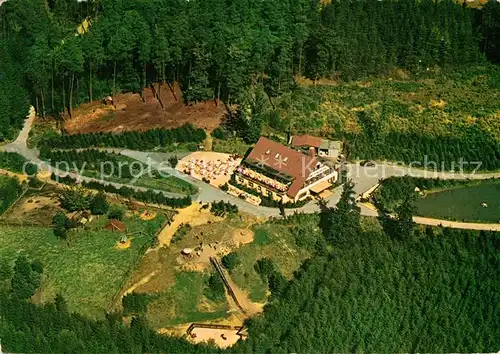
(177, 152), (242, 187)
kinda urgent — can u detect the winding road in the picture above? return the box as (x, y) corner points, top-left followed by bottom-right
(1, 107), (499, 230)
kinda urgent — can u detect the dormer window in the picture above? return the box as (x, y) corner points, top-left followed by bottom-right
(275, 153), (280, 158)
(265, 149), (271, 155)
(283, 157), (288, 162)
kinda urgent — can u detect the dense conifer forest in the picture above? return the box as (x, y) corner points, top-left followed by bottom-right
(237, 185), (500, 353)
(1, 181), (498, 352)
(1, 0), (500, 352)
(1, 0), (499, 141)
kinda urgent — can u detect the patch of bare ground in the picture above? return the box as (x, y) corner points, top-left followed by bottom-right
(156, 202), (223, 247)
(231, 228), (254, 247)
(63, 82), (225, 135)
(158, 313), (247, 349)
(1, 192), (62, 227)
(122, 270), (159, 296)
(0, 169), (28, 183)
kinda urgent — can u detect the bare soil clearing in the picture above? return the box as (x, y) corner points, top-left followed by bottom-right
(123, 270), (159, 296)
(188, 327), (242, 349)
(0, 168), (28, 182)
(2, 191), (61, 227)
(156, 202), (222, 246)
(231, 228), (254, 247)
(63, 82), (224, 135)
(115, 239), (132, 250)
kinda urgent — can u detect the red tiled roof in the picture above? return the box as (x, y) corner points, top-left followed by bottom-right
(245, 137), (318, 198)
(291, 135), (322, 149)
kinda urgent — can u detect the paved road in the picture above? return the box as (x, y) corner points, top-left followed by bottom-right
(0, 109), (187, 199)
(347, 162), (500, 195)
(121, 149), (342, 217)
(413, 216), (500, 232)
(2, 108), (499, 230)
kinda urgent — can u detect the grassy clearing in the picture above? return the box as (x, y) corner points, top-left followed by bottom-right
(133, 174), (197, 195)
(124, 211), (318, 325)
(0, 212), (165, 318)
(414, 180), (500, 223)
(229, 220), (313, 302)
(147, 272), (228, 328)
(127, 213), (248, 327)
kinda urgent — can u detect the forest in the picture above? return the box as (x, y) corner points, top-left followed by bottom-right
(1, 0), (500, 351)
(0, 289), (216, 353)
(1, 0), (500, 141)
(39, 124), (206, 150)
(236, 184), (500, 352)
(0, 175), (23, 215)
(0, 180), (497, 352)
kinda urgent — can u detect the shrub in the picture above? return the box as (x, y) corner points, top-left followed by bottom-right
(221, 252), (240, 271)
(31, 260), (44, 274)
(51, 173), (192, 209)
(254, 258), (277, 282)
(28, 177), (42, 188)
(212, 127), (229, 140)
(122, 292), (149, 315)
(210, 200), (238, 216)
(0, 260), (12, 282)
(52, 212), (69, 229)
(108, 206), (125, 221)
(59, 187), (91, 212)
(39, 124), (206, 150)
(205, 273), (225, 301)
(24, 163), (38, 177)
(171, 223), (191, 243)
(11, 255), (42, 300)
(168, 156), (179, 168)
(52, 211), (70, 240)
(90, 193), (109, 215)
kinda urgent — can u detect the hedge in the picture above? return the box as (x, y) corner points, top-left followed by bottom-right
(51, 173), (191, 208)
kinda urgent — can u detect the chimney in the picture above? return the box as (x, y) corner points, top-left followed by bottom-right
(309, 147), (315, 158)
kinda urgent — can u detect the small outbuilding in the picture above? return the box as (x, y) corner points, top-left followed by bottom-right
(290, 135), (342, 160)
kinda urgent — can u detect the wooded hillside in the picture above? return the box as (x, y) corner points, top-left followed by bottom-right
(1, 0), (499, 140)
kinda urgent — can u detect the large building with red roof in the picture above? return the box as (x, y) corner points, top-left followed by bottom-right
(234, 137), (338, 203)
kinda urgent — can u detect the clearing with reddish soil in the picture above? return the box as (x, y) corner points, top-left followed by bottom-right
(63, 82), (225, 135)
